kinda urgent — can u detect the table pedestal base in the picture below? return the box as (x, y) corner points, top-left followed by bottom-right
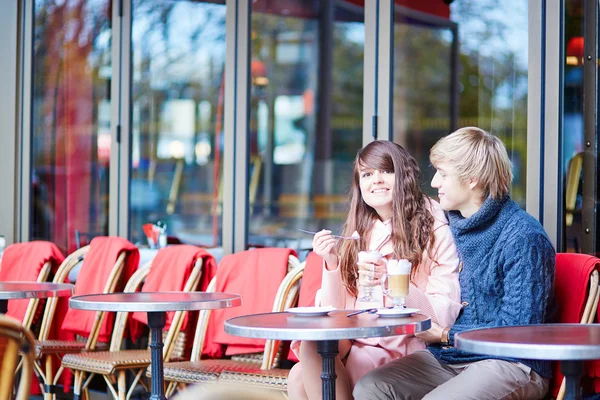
(317, 340), (339, 400)
(148, 311), (166, 400)
(561, 360), (583, 400)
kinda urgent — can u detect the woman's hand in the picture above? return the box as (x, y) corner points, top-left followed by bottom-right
(415, 322), (444, 344)
(356, 254), (387, 286)
(313, 230), (339, 270)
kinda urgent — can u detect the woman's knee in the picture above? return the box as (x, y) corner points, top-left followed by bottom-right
(299, 340), (319, 359)
(288, 363), (302, 384)
(287, 363), (306, 398)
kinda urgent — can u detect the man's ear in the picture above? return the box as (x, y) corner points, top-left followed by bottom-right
(468, 179), (478, 190)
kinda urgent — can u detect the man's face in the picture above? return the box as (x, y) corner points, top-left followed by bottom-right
(431, 162), (475, 214)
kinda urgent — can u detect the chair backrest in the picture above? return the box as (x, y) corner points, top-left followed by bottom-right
(189, 254), (301, 366)
(261, 261), (304, 369)
(297, 252), (324, 308)
(37, 243), (131, 351)
(108, 264), (151, 351)
(552, 253), (600, 400)
(565, 153), (583, 228)
(248, 155), (262, 214)
(0, 315), (36, 400)
(37, 246), (89, 341)
(0, 241), (65, 332)
(553, 253), (599, 324)
(162, 257), (204, 361)
(110, 256), (204, 362)
(21, 262), (52, 331)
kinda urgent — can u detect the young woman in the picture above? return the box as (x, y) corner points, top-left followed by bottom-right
(287, 140), (463, 400)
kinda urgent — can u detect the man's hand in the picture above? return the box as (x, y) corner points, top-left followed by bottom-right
(415, 322), (445, 344)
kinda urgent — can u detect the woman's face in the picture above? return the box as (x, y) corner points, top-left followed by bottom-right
(358, 166), (395, 221)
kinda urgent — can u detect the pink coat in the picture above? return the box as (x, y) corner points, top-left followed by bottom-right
(291, 200), (462, 386)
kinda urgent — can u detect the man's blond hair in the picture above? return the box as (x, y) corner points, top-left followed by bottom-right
(430, 127), (513, 200)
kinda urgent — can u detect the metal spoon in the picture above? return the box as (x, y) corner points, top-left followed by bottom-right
(298, 229), (359, 240)
(346, 306), (397, 317)
(346, 308), (378, 317)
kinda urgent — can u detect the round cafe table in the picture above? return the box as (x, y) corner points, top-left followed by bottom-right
(0, 282), (74, 313)
(455, 324), (600, 400)
(225, 310), (431, 400)
(70, 292), (242, 400)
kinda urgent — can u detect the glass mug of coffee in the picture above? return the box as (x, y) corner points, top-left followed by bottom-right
(381, 259), (411, 308)
(357, 250), (383, 302)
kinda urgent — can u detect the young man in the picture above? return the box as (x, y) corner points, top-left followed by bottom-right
(353, 127), (556, 400)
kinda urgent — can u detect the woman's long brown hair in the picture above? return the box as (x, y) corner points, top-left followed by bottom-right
(337, 140), (435, 297)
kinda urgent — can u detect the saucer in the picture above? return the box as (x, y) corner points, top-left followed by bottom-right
(285, 306), (336, 317)
(376, 307), (419, 317)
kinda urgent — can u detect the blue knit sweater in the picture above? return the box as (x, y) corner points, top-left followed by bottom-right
(428, 196), (555, 378)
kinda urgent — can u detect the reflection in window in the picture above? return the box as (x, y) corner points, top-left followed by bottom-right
(30, 0), (112, 253)
(562, 2), (585, 253)
(130, 0), (226, 247)
(248, 0), (364, 250)
(393, 16), (454, 192)
(393, 1), (529, 206)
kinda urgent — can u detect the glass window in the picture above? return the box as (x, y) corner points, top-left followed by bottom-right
(393, 1), (529, 206)
(130, 0), (226, 248)
(247, 0), (365, 250)
(558, 1), (600, 254)
(30, 0), (112, 253)
(392, 10), (454, 191)
(561, 1), (591, 253)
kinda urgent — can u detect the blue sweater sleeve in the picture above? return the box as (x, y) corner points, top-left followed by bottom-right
(448, 232), (555, 344)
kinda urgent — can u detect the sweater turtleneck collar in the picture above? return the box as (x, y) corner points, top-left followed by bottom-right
(447, 195), (512, 234)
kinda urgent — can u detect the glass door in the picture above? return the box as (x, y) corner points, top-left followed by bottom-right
(562, 1), (586, 252)
(128, 0), (227, 248)
(392, 6), (457, 196)
(561, 0), (599, 254)
(246, 0), (365, 252)
(29, 0), (113, 253)
(390, 1), (530, 205)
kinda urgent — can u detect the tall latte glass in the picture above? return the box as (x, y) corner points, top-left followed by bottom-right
(357, 250), (383, 302)
(381, 259), (411, 308)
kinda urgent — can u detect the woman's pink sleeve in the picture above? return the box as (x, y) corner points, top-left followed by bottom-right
(316, 261), (348, 309)
(404, 219), (462, 328)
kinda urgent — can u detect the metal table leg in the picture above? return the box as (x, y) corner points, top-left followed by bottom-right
(317, 340), (339, 400)
(561, 360), (583, 400)
(0, 299), (7, 314)
(147, 311), (166, 400)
